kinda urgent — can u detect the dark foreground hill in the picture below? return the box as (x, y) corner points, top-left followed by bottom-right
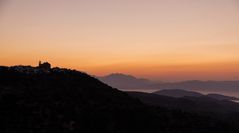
(0, 66), (239, 133)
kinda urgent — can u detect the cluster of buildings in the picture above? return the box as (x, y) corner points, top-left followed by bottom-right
(7, 61), (52, 74)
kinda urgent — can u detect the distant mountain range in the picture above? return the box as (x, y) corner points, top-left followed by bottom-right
(153, 89), (239, 101)
(99, 73), (239, 94)
(98, 73), (153, 90)
(154, 89), (203, 98)
(207, 93), (239, 101)
(152, 80), (239, 92)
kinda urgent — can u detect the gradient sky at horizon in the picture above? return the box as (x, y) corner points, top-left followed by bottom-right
(1, 0), (239, 81)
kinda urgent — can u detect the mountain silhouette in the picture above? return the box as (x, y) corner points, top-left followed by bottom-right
(151, 80), (239, 93)
(1, 65), (239, 133)
(206, 93), (239, 101)
(153, 89), (239, 101)
(98, 73), (152, 90)
(153, 89), (204, 98)
(100, 74), (239, 97)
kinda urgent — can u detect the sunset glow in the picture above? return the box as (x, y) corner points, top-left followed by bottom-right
(1, 0), (239, 81)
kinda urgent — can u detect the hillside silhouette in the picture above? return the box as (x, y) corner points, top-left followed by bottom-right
(0, 65), (239, 133)
(128, 91), (239, 128)
(128, 91), (239, 114)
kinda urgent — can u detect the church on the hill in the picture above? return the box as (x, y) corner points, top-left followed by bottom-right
(38, 61), (51, 70)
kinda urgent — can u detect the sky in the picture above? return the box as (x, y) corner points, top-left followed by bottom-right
(0, 0), (239, 81)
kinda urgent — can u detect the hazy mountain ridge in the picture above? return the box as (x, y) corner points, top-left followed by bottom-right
(206, 93), (239, 101)
(100, 73), (239, 95)
(153, 89), (239, 101)
(152, 80), (239, 92)
(1, 65), (239, 132)
(98, 73), (153, 90)
(153, 89), (204, 98)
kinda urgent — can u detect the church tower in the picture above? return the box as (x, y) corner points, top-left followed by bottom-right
(38, 61), (51, 70)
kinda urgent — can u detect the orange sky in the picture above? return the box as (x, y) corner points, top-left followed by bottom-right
(0, 0), (239, 81)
